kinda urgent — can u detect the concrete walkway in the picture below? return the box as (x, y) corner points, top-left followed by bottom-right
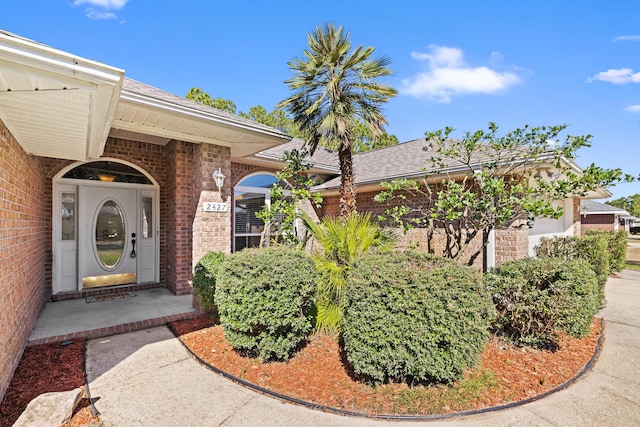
(28, 287), (196, 346)
(84, 272), (640, 426)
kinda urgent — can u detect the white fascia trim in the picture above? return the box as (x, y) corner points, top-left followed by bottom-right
(585, 211), (627, 215)
(111, 117), (232, 147)
(119, 90), (291, 142)
(253, 151), (340, 172)
(0, 32), (124, 87)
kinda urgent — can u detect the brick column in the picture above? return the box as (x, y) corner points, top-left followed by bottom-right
(192, 143), (232, 268)
(494, 219), (529, 266)
(165, 140), (196, 295)
(573, 197), (582, 236)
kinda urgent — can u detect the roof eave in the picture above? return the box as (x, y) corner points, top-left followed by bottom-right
(0, 30), (124, 161)
(119, 89), (291, 143)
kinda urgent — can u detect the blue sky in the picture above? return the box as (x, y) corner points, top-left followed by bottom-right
(3, 0), (640, 200)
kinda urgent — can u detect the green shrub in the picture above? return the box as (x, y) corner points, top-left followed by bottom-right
(535, 235), (609, 307)
(301, 212), (395, 333)
(215, 246), (317, 361)
(192, 251), (227, 311)
(486, 257), (599, 347)
(342, 251), (493, 385)
(585, 230), (627, 272)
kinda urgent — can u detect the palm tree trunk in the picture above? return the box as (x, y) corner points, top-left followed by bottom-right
(338, 148), (356, 217)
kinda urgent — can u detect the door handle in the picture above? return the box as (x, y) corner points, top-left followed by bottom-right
(130, 232), (137, 258)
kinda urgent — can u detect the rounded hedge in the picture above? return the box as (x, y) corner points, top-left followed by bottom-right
(535, 235), (609, 307)
(342, 251), (493, 385)
(215, 246), (317, 361)
(485, 257), (599, 346)
(192, 251), (227, 311)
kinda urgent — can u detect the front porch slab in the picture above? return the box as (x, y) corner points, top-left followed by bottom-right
(28, 288), (197, 346)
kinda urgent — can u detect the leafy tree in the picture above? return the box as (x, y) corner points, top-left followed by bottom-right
(352, 121), (399, 153)
(255, 148), (322, 246)
(238, 105), (304, 138)
(606, 194), (640, 217)
(278, 24), (397, 217)
(375, 123), (633, 266)
(186, 87), (237, 114)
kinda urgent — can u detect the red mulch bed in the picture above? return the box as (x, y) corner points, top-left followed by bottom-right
(0, 316), (601, 425)
(0, 340), (96, 427)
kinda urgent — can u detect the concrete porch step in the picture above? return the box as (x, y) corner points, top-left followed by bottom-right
(28, 288), (197, 346)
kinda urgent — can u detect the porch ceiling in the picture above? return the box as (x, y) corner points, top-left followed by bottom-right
(0, 31), (123, 161)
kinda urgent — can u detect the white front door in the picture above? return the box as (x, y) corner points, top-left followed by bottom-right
(78, 186), (138, 289)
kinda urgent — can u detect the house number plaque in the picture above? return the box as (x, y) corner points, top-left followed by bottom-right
(203, 202), (229, 212)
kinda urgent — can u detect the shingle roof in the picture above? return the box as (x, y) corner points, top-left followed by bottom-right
(580, 200), (629, 215)
(121, 78), (290, 140)
(313, 138), (535, 190)
(255, 138), (339, 171)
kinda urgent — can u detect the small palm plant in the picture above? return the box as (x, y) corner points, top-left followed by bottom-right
(301, 212), (394, 332)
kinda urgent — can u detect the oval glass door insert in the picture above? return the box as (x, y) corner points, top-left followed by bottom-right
(95, 200), (126, 269)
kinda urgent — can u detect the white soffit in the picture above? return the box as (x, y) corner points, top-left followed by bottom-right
(112, 81), (291, 158)
(112, 104), (288, 158)
(0, 31), (123, 160)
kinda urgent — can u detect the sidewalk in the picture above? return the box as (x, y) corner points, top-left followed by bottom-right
(84, 272), (640, 426)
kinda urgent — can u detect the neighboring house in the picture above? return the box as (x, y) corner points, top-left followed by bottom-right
(262, 138), (610, 266)
(580, 200), (631, 234)
(0, 30), (611, 400)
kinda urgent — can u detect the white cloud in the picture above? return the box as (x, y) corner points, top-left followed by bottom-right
(589, 68), (640, 84)
(625, 105), (640, 112)
(73, 0), (129, 20)
(85, 9), (117, 20)
(74, 0), (129, 9)
(402, 45), (521, 103)
(613, 35), (640, 42)
(411, 46), (465, 68)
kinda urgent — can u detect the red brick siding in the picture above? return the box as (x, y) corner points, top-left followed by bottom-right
(494, 219), (529, 266)
(320, 187), (532, 268)
(165, 140), (196, 295)
(230, 163), (280, 187)
(192, 144), (232, 265)
(572, 198), (581, 236)
(0, 119), (47, 401)
(320, 189), (485, 269)
(581, 213), (617, 234)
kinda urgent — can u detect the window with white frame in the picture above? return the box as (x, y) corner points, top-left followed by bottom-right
(233, 173), (290, 251)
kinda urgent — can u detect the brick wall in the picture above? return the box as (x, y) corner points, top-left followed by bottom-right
(0, 119), (47, 401)
(581, 213), (617, 234)
(494, 219), (529, 266)
(230, 163), (279, 187)
(165, 140), (196, 295)
(192, 144), (232, 265)
(572, 198), (581, 236)
(320, 189), (485, 269)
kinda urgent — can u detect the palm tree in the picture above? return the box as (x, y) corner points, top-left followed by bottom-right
(278, 24), (397, 217)
(301, 212), (394, 332)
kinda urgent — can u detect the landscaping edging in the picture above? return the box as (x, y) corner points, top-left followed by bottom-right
(168, 317), (605, 421)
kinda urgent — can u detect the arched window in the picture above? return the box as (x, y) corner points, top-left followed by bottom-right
(234, 173), (290, 251)
(62, 160), (153, 184)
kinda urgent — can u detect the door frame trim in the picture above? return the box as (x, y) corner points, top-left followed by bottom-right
(52, 158), (160, 295)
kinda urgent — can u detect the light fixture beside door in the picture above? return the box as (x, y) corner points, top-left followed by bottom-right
(212, 168), (225, 192)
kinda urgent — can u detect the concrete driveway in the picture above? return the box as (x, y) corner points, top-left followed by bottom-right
(85, 271), (640, 426)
